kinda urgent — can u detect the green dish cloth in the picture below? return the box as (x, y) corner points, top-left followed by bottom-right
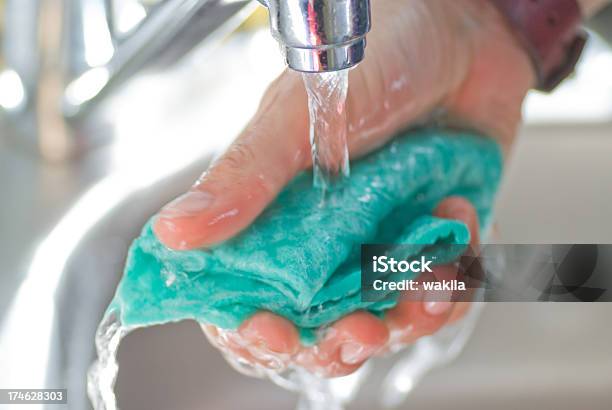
(109, 128), (502, 344)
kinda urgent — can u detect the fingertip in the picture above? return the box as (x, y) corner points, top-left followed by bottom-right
(153, 182), (267, 250)
(332, 311), (390, 348)
(153, 216), (189, 250)
(330, 311), (389, 366)
(386, 267), (460, 344)
(239, 312), (300, 355)
(386, 299), (451, 344)
(153, 188), (218, 250)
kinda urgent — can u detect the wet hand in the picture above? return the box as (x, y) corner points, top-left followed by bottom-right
(201, 197), (480, 377)
(154, 0), (534, 376)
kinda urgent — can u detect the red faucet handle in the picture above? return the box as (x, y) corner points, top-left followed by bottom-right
(491, 0), (588, 92)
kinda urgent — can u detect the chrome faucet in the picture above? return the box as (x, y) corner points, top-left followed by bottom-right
(0, 0), (370, 158)
(259, 0), (371, 72)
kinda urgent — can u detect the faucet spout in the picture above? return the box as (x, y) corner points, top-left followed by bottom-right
(259, 0), (371, 72)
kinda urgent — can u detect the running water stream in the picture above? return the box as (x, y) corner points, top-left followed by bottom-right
(88, 311), (352, 410)
(88, 71), (353, 410)
(302, 70), (350, 190)
(88, 310), (131, 410)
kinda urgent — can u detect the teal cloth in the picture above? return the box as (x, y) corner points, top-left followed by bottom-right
(109, 128), (502, 343)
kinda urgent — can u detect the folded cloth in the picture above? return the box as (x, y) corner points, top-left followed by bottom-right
(109, 128), (502, 343)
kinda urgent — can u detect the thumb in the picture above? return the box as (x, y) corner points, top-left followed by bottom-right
(154, 0), (478, 250)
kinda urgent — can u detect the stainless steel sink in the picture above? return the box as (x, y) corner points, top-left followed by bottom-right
(1, 21), (612, 410)
(87, 123), (612, 410)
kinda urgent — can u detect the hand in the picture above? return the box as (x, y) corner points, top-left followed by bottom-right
(154, 0), (535, 377)
(201, 196), (480, 377)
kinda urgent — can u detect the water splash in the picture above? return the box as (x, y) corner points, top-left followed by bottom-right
(88, 314), (356, 410)
(302, 71), (350, 191)
(87, 310), (131, 410)
(202, 324), (353, 410)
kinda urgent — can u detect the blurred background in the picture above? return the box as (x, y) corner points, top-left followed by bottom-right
(0, 1), (611, 409)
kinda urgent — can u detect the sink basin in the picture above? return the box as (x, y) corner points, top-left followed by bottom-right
(4, 121), (611, 410)
(1, 26), (612, 410)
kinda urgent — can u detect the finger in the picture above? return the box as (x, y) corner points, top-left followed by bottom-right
(434, 196), (480, 247)
(154, 71), (310, 249)
(238, 311), (300, 356)
(426, 196), (482, 320)
(203, 319), (297, 371)
(331, 311), (389, 366)
(385, 269), (456, 345)
(202, 324), (263, 366)
(423, 196), (481, 316)
(386, 196), (481, 342)
(423, 265), (460, 315)
(297, 311), (388, 377)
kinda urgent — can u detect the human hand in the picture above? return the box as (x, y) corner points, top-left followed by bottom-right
(201, 196), (480, 377)
(154, 0), (535, 377)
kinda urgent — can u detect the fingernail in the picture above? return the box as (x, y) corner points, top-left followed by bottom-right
(340, 342), (371, 365)
(160, 191), (214, 218)
(423, 301), (453, 315)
